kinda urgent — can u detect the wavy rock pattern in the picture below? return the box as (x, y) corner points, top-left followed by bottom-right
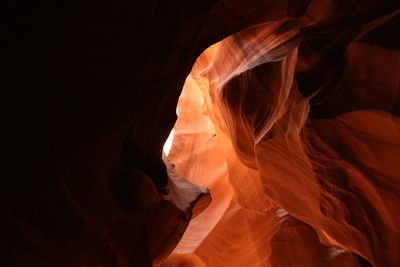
(164, 4), (400, 266)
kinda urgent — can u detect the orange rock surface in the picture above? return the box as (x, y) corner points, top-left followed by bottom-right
(164, 6), (400, 266)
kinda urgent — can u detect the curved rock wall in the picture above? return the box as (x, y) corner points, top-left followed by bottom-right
(164, 4), (400, 266)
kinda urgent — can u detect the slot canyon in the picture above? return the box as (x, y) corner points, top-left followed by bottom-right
(2, 0), (400, 266)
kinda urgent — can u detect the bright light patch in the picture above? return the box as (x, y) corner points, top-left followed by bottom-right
(163, 130), (174, 156)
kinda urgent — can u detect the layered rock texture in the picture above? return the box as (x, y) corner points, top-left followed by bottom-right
(2, 0), (399, 266)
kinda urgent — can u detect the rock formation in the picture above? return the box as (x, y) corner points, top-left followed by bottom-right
(2, 0), (399, 266)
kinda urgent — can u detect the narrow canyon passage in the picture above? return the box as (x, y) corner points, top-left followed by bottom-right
(2, 0), (400, 266)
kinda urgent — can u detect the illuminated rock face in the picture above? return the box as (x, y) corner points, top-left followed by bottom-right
(2, 0), (399, 266)
(164, 2), (400, 266)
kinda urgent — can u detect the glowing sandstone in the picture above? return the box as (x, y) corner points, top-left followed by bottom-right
(163, 9), (400, 267)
